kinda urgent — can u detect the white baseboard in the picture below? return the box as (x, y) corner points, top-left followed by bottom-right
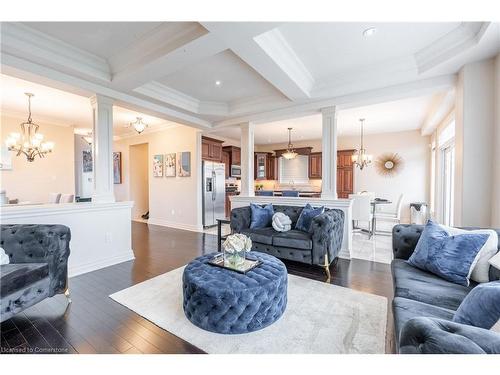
(338, 248), (351, 260)
(68, 251), (135, 278)
(147, 218), (203, 233)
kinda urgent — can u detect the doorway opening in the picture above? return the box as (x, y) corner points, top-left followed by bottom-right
(129, 143), (149, 221)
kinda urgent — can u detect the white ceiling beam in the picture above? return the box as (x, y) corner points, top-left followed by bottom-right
(420, 90), (456, 136)
(2, 53), (213, 130)
(213, 74), (456, 127)
(202, 22), (312, 101)
(1, 22), (111, 83)
(111, 31), (227, 91)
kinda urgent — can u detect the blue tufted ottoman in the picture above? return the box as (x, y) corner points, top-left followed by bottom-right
(182, 252), (287, 334)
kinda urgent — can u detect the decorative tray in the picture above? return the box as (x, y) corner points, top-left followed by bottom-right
(208, 254), (262, 274)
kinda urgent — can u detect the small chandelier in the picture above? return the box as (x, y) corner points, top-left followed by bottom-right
(127, 117), (148, 134)
(5, 93), (54, 162)
(282, 127), (298, 160)
(351, 118), (372, 170)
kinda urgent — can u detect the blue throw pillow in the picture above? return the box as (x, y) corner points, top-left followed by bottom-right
(250, 203), (274, 229)
(408, 220), (488, 286)
(295, 204), (325, 233)
(453, 281), (500, 329)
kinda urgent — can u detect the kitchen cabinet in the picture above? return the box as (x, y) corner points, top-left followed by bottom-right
(255, 152), (274, 180)
(201, 136), (224, 162)
(222, 146), (242, 177)
(222, 151), (230, 178)
(337, 149), (356, 198)
(308, 152), (322, 179)
(267, 155), (278, 180)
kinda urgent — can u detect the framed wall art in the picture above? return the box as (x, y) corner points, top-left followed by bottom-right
(177, 151), (191, 177)
(113, 152), (122, 184)
(153, 154), (164, 177)
(165, 153), (176, 177)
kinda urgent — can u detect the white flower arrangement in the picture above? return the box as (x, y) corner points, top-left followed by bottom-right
(223, 233), (252, 254)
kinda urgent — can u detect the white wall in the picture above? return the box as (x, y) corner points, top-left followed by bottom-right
(454, 57), (496, 227)
(492, 54), (500, 227)
(338, 130), (430, 223)
(74, 134), (93, 198)
(114, 125), (202, 231)
(129, 143), (149, 219)
(0, 114), (75, 203)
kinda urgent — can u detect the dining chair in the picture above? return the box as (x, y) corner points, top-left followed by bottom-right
(282, 190), (299, 197)
(255, 190), (274, 196)
(373, 194), (404, 233)
(59, 194), (75, 203)
(349, 194), (373, 237)
(48, 193), (61, 204)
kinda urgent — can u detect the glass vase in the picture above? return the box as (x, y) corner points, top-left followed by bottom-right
(223, 246), (246, 268)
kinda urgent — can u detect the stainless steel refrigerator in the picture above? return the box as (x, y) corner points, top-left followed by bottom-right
(202, 161), (226, 227)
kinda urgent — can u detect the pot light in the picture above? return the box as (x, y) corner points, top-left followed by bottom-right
(363, 27), (377, 37)
(215, 80), (222, 86)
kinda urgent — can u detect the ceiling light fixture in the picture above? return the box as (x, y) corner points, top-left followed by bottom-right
(363, 27), (377, 37)
(126, 117), (148, 134)
(282, 127), (298, 160)
(5, 93), (54, 162)
(81, 132), (93, 146)
(215, 80), (222, 86)
(351, 118), (372, 170)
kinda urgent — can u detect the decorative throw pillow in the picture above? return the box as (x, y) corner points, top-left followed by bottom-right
(295, 204), (325, 233)
(489, 251), (500, 272)
(453, 281), (500, 330)
(272, 212), (292, 232)
(408, 220), (489, 286)
(249, 203), (274, 229)
(0, 247), (9, 265)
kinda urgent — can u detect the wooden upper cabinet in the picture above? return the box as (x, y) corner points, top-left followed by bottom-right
(308, 152), (322, 179)
(201, 136), (224, 162)
(222, 151), (230, 178)
(232, 148), (241, 165)
(337, 149), (356, 198)
(254, 153), (267, 180)
(267, 155), (277, 180)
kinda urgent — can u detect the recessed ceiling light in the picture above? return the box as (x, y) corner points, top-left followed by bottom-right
(215, 80), (222, 86)
(363, 27), (377, 37)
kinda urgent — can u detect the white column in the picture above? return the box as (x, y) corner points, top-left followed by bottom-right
(321, 106), (338, 199)
(240, 122), (255, 197)
(90, 94), (115, 203)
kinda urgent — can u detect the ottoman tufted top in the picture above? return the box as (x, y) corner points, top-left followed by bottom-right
(183, 252), (287, 291)
(182, 252), (288, 334)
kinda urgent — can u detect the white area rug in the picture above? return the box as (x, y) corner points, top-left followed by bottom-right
(110, 267), (388, 354)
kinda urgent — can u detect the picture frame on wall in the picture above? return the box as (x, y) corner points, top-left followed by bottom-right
(165, 153), (176, 177)
(177, 151), (191, 177)
(153, 154), (164, 177)
(113, 152), (122, 184)
(0, 146), (12, 170)
(82, 150), (92, 172)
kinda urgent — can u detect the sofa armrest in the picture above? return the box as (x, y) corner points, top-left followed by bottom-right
(399, 317), (500, 354)
(310, 209), (344, 265)
(0, 224), (71, 296)
(230, 206), (252, 233)
(392, 224), (424, 260)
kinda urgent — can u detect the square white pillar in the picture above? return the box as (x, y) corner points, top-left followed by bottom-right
(321, 106), (338, 199)
(90, 94), (115, 203)
(240, 122), (255, 197)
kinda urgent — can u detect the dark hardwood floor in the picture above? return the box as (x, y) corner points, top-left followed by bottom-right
(1, 222), (395, 354)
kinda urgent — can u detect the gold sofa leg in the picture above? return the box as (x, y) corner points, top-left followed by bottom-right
(323, 253), (331, 283)
(64, 277), (72, 304)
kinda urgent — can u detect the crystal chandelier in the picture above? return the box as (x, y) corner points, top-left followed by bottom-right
(5, 93), (55, 162)
(282, 127), (298, 160)
(351, 118), (372, 170)
(127, 117), (148, 134)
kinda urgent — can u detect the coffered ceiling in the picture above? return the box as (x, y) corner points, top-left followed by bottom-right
(1, 22), (498, 130)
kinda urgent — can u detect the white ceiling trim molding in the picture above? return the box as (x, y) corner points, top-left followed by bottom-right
(214, 74), (456, 127)
(415, 22), (490, 74)
(1, 23), (111, 83)
(110, 28), (227, 91)
(420, 90), (456, 136)
(1, 53), (213, 130)
(228, 94), (291, 116)
(134, 81), (229, 116)
(253, 28), (314, 97)
(201, 22), (311, 101)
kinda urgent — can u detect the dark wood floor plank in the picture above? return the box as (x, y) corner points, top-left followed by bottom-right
(1, 222), (395, 354)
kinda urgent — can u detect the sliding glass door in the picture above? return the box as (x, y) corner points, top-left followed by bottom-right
(441, 143), (455, 226)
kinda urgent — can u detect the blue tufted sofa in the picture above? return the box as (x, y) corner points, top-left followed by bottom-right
(230, 205), (344, 279)
(391, 224), (500, 354)
(1, 224), (71, 322)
